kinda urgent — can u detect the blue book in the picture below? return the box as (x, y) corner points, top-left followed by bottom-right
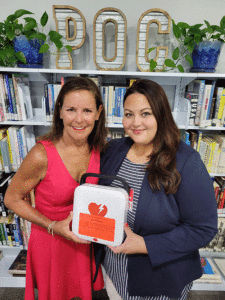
(16, 128), (24, 162)
(44, 84), (50, 121)
(8, 77), (18, 121)
(51, 84), (55, 113)
(14, 214), (23, 246)
(3, 75), (14, 120)
(180, 129), (190, 145)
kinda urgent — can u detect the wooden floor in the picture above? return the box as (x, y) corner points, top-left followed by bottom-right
(0, 289), (225, 300)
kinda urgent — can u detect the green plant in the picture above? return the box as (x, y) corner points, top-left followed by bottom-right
(148, 15), (225, 72)
(0, 9), (72, 67)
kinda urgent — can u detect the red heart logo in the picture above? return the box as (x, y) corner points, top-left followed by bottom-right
(88, 203), (108, 217)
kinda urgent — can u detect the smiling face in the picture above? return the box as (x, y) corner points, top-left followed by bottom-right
(123, 92), (158, 148)
(60, 90), (103, 144)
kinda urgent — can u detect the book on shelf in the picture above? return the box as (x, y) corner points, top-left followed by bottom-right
(217, 88), (225, 127)
(212, 86), (224, 127)
(8, 249), (27, 277)
(213, 258), (225, 279)
(194, 257), (222, 283)
(0, 136), (13, 173)
(199, 84), (213, 128)
(13, 73), (33, 121)
(202, 217), (225, 252)
(205, 80), (216, 126)
(185, 92), (198, 126)
(180, 130), (190, 146)
(186, 79), (205, 126)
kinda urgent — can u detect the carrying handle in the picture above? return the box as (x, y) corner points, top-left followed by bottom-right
(80, 172), (130, 194)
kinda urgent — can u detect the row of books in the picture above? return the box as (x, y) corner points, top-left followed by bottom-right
(101, 85), (127, 124)
(0, 182), (34, 249)
(180, 130), (225, 175)
(214, 177), (225, 213)
(0, 125), (36, 173)
(201, 217), (225, 252)
(44, 83), (61, 122)
(0, 73), (33, 121)
(186, 79), (225, 128)
(0, 213), (31, 249)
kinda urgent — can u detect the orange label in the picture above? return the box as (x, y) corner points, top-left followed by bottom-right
(79, 213), (115, 242)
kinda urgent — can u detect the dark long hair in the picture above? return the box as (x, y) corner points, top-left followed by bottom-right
(39, 77), (107, 153)
(124, 79), (181, 194)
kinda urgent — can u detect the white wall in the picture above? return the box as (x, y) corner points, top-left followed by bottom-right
(1, 0), (225, 72)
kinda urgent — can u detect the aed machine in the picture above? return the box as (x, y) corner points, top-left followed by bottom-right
(72, 173), (131, 246)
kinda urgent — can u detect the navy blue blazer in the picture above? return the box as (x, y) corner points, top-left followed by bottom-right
(94, 137), (218, 298)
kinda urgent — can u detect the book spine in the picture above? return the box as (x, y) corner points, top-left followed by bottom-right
(185, 92), (198, 126)
(0, 137), (12, 173)
(44, 84), (50, 122)
(4, 221), (12, 246)
(113, 87), (119, 123)
(11, 222), (20, 247)
(12, 74), (23, 121)
(217, 88), (225, 125)
(7, 127), (18, 171)
(51, 84), (55, 113)
(206, 80), (216, 123)
(0, 222), (7, 245)
(19, 217), (28, 249)
(107, 86), (114, 124)
(3, 75), (12, 120)
(19, 126), (28, 158)
(195, 80), (205, 126)
(0, 74), (7, 121)
(212, 87), (223, 126)
(11, 127), (21, 169)
(0, 193), (8, 217)
(8, 78), (18, 121)
(14, 214), (23, 246)
(199, 85), (212, 127)
(4, 74), (15, 120)
(16, 129), (24, 164)
(48, 84), (53, 121)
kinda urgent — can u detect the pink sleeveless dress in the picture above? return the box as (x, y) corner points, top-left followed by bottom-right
(25, 140), (104, 300)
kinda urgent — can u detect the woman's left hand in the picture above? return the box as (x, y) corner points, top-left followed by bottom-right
(108, 223), (148, 255)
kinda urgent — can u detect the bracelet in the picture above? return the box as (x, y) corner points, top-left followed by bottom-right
(47, 221), (57, 237)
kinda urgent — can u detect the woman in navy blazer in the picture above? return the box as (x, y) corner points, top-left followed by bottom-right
(94, 79), (218, 300)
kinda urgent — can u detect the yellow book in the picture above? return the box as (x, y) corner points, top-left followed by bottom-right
(6, 128), (14, 171)
(217, 88), (225, 122)
(0, 128), (7, 171)
(206, 137), (216, 173)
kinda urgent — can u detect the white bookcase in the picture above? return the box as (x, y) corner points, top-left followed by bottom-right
(0, 67), (225, 289)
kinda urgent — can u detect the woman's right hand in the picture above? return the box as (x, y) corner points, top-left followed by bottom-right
(52, 212), (91, 244)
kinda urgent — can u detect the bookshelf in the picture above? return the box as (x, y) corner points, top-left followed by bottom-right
(0, 67), (225, 289)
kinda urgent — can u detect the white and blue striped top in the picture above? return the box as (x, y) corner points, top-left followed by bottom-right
(103, 156), (192, 300)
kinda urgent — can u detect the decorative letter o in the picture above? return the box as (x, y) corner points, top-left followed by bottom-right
(93, 7), (127, 71)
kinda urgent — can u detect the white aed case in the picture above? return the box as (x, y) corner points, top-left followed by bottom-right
(72, 173), (130, 246)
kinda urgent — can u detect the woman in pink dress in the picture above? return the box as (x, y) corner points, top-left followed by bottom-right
(4, 77), (107, 300)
